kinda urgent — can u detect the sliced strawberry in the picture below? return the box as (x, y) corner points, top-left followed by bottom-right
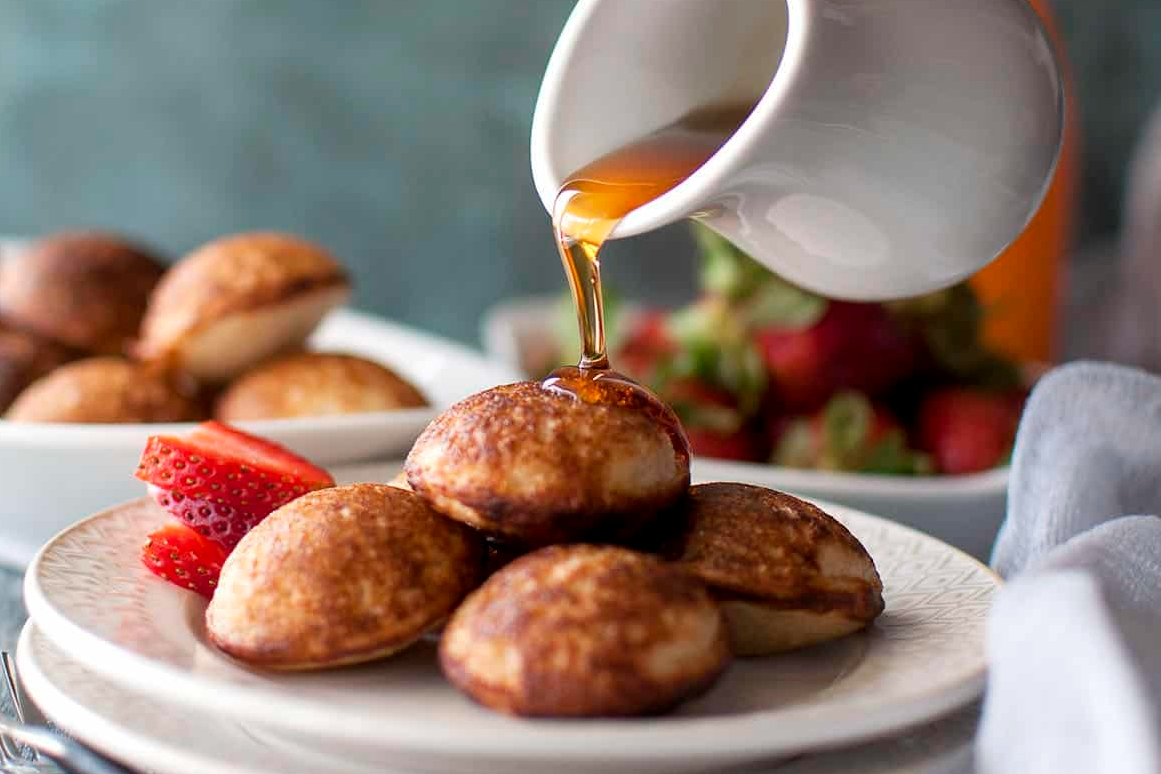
(141, 523), (229, 599)
(136, 421), (333, 548)
(147, 486), (257, 549)
(916, 388), (1025, 474)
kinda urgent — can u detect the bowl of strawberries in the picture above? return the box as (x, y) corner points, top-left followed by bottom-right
(483, 225), (1038, 560)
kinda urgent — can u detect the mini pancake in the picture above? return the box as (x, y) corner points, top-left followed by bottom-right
(657, 482), (884, 655)
(440, 544), (729, 717)
(406, 370), (690, 546)
(0, 323), (78, 411)
(136, 232), (350, 382)
(4, 357), (201, 423)
(207, 483), (484, 670)
(0, 231), (166, 355)
(214, 352), (426, 421)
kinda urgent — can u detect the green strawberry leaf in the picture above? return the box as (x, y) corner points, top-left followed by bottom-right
(817, 391), (930, 475)
(692, 222), (772, 301)
(861, 432), (934, 476)
(740, 276), (828, 331)
(887, 282), (1022, 389)
(662, 300), (767, 416)
(820, 391), (874, 468)
(692, 221), (827, 329)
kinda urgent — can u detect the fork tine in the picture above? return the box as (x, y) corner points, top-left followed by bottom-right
(0, 720), (20, 764)
(0, 655), (31, 765)
(0, 656), (23, 726)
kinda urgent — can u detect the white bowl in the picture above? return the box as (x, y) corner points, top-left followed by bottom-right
(482, 295), (1008, 561)
(0, 308), (521, 568)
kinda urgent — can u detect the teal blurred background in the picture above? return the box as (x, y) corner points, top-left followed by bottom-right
(0, 0), (1156, 343)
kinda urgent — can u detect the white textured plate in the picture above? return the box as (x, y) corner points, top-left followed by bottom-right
(24, 466), (1000, 774)
(0, 308), (520, 569)
(16, 621), (981, 774)
(482, 295), (1010, 560)
(16, 623), (394, 774)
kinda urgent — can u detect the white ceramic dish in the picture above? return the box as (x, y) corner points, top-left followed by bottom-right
(15, 621), (980, 774)
(482, 295), (1010, 560)
(24, 469), (999, 774)
(0, 309), (520, 569)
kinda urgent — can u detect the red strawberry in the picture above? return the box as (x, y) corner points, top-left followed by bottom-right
(661, 377), (765, 462)
(141, 523), (229, 599)
(916, 388), (1025, 475)
(683, 427), (762, 462)
(136, 421), (333, 548)
(755, 302), (920, 411)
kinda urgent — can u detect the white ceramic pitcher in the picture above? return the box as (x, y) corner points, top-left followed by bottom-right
(531, 0), (1064, 300)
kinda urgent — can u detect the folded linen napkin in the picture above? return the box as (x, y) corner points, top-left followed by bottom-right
(976, 361), (1161, 773)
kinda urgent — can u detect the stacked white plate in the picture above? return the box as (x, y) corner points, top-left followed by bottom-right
(18, 457), (1000, 774)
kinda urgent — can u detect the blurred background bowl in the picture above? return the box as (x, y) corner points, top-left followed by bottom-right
(483, 295), (1008, 560)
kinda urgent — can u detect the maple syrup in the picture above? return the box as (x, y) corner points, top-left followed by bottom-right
(542, 104), (751, 456)
(541, 365), (691, 465)
(551, 103), (753, 370)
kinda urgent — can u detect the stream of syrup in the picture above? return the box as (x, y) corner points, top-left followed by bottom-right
(551, 104), (753, 371)
(544, 104), (752, 457)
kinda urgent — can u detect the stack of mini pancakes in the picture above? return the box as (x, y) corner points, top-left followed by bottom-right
(206, 376), (884, 717)
(1, 230), (427, 423)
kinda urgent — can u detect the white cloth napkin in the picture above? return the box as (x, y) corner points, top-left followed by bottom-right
(976, 361), (1161, 773)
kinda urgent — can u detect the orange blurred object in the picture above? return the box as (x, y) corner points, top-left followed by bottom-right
(969, 0), (1079, 364)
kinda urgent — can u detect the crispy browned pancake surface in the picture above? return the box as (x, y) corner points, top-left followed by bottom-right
(657, 482), (884, 654)
(0, 231), (165, 355)
(216, 352), (427, 420)
(406, 380), (689, 546)
(440, 544), (729, 717)
(207, 483), (484, 670)
(5, 357), (201, 423)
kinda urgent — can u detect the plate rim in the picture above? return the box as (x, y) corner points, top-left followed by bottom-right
(16, 621), (983, 774)
(24, 489), (999, 761)
(16, 623), (278, 774)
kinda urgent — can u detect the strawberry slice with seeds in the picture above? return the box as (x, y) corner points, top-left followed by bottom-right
(136, 421), (334, 548)
(147, 485), (253, 550)
(141, 523), (229, 599)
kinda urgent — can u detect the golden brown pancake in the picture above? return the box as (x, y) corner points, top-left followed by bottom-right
(206, 484), (484, 670)
(440, 544), (729, 717)
(0, 322), (78, 411)
(0, 231), (165, 355)
(4, 357), (201, 423)
(215, 352), (426, 421)
(405, 373), (690, 546)
(656, 482), (884, 655)
(136, 232), (350, 382)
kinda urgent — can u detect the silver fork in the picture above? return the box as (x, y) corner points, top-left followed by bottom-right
(0, 652), (135, 774)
